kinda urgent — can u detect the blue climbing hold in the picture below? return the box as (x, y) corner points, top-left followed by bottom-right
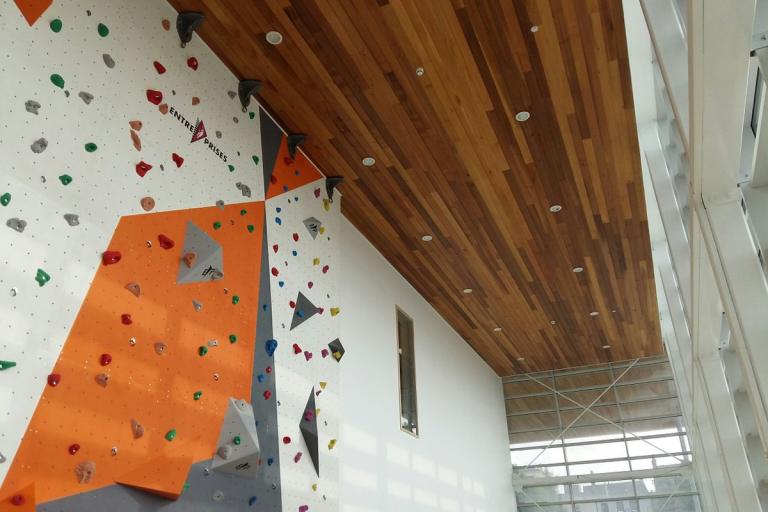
(276, 207), (281, 213)
(275, 217), (281, 225)
(267, 458), (274, 466)
(282, 185), (288, 192)
(278, 281), (284, 288)
(262, 303), (269, 311)
(292, 250), (297, 256)
(265, 339), (278, 357)
(249, 496), (257, 506)
(257, 373), (265, 383)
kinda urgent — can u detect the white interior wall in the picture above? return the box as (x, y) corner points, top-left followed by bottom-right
(338, 218), (516, 512)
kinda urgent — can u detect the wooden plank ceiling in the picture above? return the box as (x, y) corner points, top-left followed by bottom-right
(168, 0), (662, 374)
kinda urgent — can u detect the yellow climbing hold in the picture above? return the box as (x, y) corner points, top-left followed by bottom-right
(319, 381), (327, 390)
(312, 484), (318, 491)
(312, 258), (320, 266)
(319, 226), (326, 235)
(323, 199), (330, 211)
(330, 307), (340, 316)
(328, 439), (337, 450)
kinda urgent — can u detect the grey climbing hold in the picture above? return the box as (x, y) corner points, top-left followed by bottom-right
(215, 200), (225, 210)
(31, 138), (48, 154)
(217, 444), (233, 460)
(215, 130), (222, 139)
(232, 116), (239, 124)
(6, 218), (27, 233)
(25, 100), (41, 115)
(192, 300), (203, 312)
(102, 53), (115, 68)
(227, 90), (236, 99)
(235, 182), (251, 198)
(63, 214), (80, 226)
(78, 91), (94, 104)
(0, 451), (5, 463)
(64, 90), (70, 98)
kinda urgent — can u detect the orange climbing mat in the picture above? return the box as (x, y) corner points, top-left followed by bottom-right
(266, 135), (323, 199)
(13, 0), (52, 26)
(0, 202), (265, 504)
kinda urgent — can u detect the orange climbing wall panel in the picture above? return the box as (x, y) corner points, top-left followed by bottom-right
(12, 0), (52, 26)
(266, 136), (324, 199)
(0, 483), (35, 511)
(0, 202), (264, 504)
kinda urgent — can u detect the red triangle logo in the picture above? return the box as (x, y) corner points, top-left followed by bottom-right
(191, 119), (207, 143)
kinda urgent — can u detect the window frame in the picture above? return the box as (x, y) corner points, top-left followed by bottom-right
(395, 306), (419, 438)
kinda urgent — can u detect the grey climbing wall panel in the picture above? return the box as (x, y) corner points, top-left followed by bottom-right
(176, 221), (224, 284)
(259, 107), (283, 195)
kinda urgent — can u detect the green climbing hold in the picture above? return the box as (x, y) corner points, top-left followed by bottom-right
(0, 193), (11, 207)
(198, 346), (208, 356)
(193, 390), (202, 400)
(233, 435), (241, 445)
(0, 361), (17, 371)
(59, 174), (72, 185)
(251, 155), (259, 165)
(229, 334), (237, 344)
(247, 225), (255, 233)
(97, 23), (109, 37)
(213, 221), (222, 230)
(249, 112), (255, 120)
(50, 74), (65, 89)
(228, 165), (235, 172)
(35, 268), (51, 287)
(50, 19), (63, 33)
(165, 428), (177, 441)
(232, 295), (240, 305)
(84, 142), (97, 152)
(240, 209), (247, 216)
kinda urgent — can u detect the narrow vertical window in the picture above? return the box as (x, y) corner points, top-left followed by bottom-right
(397, 308), (418, 436)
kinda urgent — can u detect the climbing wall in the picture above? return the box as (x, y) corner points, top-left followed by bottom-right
(0, 0), (341, 510)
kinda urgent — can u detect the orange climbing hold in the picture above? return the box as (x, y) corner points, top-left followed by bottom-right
(182, 252), (196, 268)
(161, 19), (170, 31)
(0, 482), (35, 511)
(191, 96), (200, 106)
(129, 120), (143, 131)
(158, 104), (169, 115)
(12, 0), (51, 26)
(130, 130), (142, 151)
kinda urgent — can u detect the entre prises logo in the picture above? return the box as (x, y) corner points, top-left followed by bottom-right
(169, 106), (228, 162)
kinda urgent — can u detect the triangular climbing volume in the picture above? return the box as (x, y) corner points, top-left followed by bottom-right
(114, 453), (193, 500)
(259, 108), (283, 194)
(300, 387), (319, 477)
(290, 291), (319, 330)
(211, 398), (261, 478)
(176, 221), (224, 284)
(190, 119), (207, 143)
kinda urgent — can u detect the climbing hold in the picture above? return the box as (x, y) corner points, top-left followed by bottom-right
(75, 461), (96, 484)
(322, 265), (330, 274)
(328, 338), (345, 362)
(182, 252), (196, 268)
(128, 337), (137, 346)
(103, 53), (116, 68)
(249, 112), (255, 120)
(84, 142), (97, 152)
(294, 452), (302, 463)
(50, 18), (63, 32)
(319, 381), (327, 390)
(215, 199), (225, 210)
(97, 23), (109, 37)
(330, 307), (340, 316)
(229, 334), (237, 344)
(172, 153), (184, 167)
(0, 361), (17, 371)
(272, 244), (279, 253)
(102, 251), (121, 265)
(292, 343), (302, 355)
(313, 258), (320, 266)
(59, 174), (72, 185)
(0, 193), (10, 206)
(207, 339), (219, 348)
(135, 161), (152, 177)
(263, 390), (272, 400)
(111, 446), (118, 456)
(232, 295), (240, 305)
(130, 129), (141, 151)
(193, 390), (203, 400)
(25, 100), (41, 115)
(271, 267), (279, 277)
(125, 282), (140, 297)
(217, 444), (232, 460)
(95, 373), (109, 387)
(158, 234), (175, 249)
(257, 374), (265, 383)
(10, 494), (25, 506)
(192, 96), (200, 105)
(120, 313), (132, 325)
(307, 281), (313, 289)
(287, 133), (307, 160)
(159, 103), (169, 114)
(233, 435), (241, 446)
(68, 444), (80, 455)
(216, 130), (223, 139)
(78, 91), (94, 104)
(154, 342), (167, 355)
(266, 366), (272, 374)
(130, 419), (145, 439)
(146, 89), (163, 105)
(237, 79), (262, 112)
(165, 428), (177, 441)
(35, 268), (50, 287)
(213, 221), (221, 230)
(304, 351), (313, 361)
(129, 120), (143, 131)
(100, 353), (112, 366)
(299, 506), (309, 512)
(177, 11), (205, 47)
(323, 199), (330, 211)
(326, 176), (344, 203)
(31, 138), (48, 153)
(314, 188), (321, 198)
(198, 346), (208, 356)
(47, 373), (61, 387)
(321, 349), (329, 358)
(252, 155), (259, 165)
(140, 197), (155, 211)
(192, 300), (202, 312)
(162, 18), (171, 30)
(6, 218), (27, 233)
(245, 224), (254, 233)
(153, 61), (166, 74)
(283, 436), (291, 444)
(249, 496), (257, 506)
(235, 182), (252, 198)
(265, 339), (278, 357)
(50, 74), (65, 88)
(63, 213), (79, 226)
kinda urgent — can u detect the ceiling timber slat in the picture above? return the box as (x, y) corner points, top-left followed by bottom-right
(168, 0), (662, 374)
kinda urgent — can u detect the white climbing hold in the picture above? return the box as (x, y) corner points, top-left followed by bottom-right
(78, 91), (94, 104)
(6, 218), (27, 233)
(25, 100), (41, 115)
(103, 53), (115, 68)
(30, 138), (48, 153)
(63, 213), (79, 226)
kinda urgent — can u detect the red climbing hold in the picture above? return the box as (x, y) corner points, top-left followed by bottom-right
(100, 353), (112, 366)
(172, 153), (184, 168)
(187, 57), (199, 70)
(321, 348), (329, 358)
(289, 300), (296, 309)
(10, 494), (25, 506)
(271, 267), (279, 277)
(322, 265), (330, 274)
(121, 314), (132, 325)
(272, 244), (279, 253)
(153, 61), (166, 74)
(102, 251), (122, 265)
(304, 351), (312, 361)
(162, 19), (171, 31)
(292, 343), (302, 354)
(135, 161), (153, 178)
(68, 443), (80, 455)
(299, 506), (309, 512)
(146, 89), (163, 105)
(265, 366), (272, 374)
(270, 175), (278, 185)
(263, 390), (272, 400)
(158, 234), (175, 250)
(294, 452), (302, 463)
(282, 436), (291, 444)
(314, 188), (321, 198)
(308, 281), (314, 289)
(47, 373), (61, 387)
(292, 233), (299, 242)
(182, 252), (196, 268)
(283, 156), (293, 165)
(317, 307), (324, 315)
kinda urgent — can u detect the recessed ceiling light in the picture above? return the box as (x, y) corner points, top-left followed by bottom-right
(590, 311), (599, 317)
(549, 204), (562, 213)
(602, 344), (611, 349)
(362, 156), (376, 167)
(550, 320), (557, 325)
(515, 111), (531, 122)
(415, 67), (425, 76)
(463, 288), (473, 294)
(493, 327), (502, 332)
(516, 357), (525, 362)
(530, 25), (539, 33)
(421, 234), (433, 242)
(572, 266), (584, 273)
(265, 31), (283, 45)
